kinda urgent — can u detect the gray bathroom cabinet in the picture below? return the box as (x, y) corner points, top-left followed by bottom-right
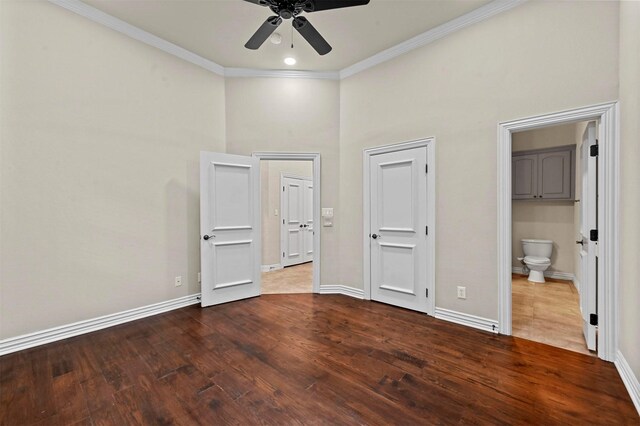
(512, 145), (575, 200)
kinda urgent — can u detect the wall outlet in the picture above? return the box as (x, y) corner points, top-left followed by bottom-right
(175, 276), (182, 287)
(274, 209), (279, 216)
(197, 272), (201, 283)
(457, 286), (466, 299)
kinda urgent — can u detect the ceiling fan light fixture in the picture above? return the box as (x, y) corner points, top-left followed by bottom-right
(284, 57), (297, 65)
(270, 33), (282, 44)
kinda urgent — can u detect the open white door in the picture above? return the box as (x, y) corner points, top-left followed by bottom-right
(579, 122), (597, 351)
(369, 146), (429, 313)
(200, 152), (261, 307)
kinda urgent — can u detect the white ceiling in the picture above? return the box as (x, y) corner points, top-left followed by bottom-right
(81, 0), (492, 71)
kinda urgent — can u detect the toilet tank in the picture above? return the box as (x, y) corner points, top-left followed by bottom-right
(521, 239), (553, 258)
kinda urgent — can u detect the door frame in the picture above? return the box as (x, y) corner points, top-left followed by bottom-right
(253, 152), (321, 294)
(362, 138), (436, 316)
(280, 173), (313, 267)
(497, 102), (619, 361)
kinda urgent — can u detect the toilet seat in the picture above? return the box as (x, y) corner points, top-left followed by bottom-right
(524, 256), (550, 265)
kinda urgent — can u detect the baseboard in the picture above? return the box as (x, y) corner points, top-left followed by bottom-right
(319, 285), (365, 300)
(0, 294), (201, 356)
(261, 263), (283, 272)
(615, 350), (640, 415)
(512, 266), (575, 282)
(435, 307), (499, 334)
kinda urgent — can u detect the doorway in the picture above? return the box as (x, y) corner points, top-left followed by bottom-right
(362, 138), (435, 316)
(498, 102), (619, 362)
(510, 120), (594, 355)
(254, 152), (321, 295)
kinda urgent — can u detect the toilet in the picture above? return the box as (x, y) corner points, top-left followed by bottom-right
(519, 239), (553, 283)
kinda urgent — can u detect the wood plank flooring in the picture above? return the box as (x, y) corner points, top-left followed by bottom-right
(261, 263), (312, 294)
(512, 274), (592, 355)
(1, 294), (637, 425)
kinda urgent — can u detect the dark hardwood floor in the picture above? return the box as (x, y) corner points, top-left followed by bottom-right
(1, 294), (637, 425)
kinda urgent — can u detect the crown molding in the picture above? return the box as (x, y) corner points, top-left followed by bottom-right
(224, 68), (340, 80)
(340, 0), (527, 79)
(48, 0), (526, 81)
(48, 0), (225, 75)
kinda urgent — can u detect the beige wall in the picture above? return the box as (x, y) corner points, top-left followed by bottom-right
(225, 77), (340, 284)
(618, 0), (640, 387)
(511, 123), (578, 275)
(260, 160), (313, 266)
(339, 0), (619, 319)
(0, 1), (226, 338)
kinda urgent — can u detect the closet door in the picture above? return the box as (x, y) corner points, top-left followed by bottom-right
(282, 177), (304, 267)
(302, 180), (314, 263)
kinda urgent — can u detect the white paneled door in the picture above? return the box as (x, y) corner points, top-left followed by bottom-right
(579, 122), (598, 351)
(200, 152), (261, 307)
(282, 175), (313, 267)
(369, 146), (429, 313)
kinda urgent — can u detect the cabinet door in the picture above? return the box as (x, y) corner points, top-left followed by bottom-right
(538, 150), (572, 199)
(512, 154), (537, 199)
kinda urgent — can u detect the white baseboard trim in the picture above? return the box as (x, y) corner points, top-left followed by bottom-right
(0, 293), (201, 356)
(435, 307), (499, 334)
(261, 263), (283, 272)
(319, 285), (364, 300)
(512, 266), (575, 282)
(615, 350), (640, 415)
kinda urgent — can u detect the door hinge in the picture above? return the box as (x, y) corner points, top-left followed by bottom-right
(590, 313), (598, 326)
(283, 252), (285, 258)
(590, 144), (599, 157)
(590, 229), (598, 242)
(283, 219), (285, 224)
(425, 164), (428, 174)
(426, 288), (429, 298)
(425, 226), (428, 235)
(283, 186), (285, 191)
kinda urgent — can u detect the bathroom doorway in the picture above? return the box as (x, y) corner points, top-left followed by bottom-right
(510, 121), (592, 355)
(497, 102), (620, 362)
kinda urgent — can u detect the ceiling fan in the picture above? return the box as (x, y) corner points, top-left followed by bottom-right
(242, 0), (370, 56)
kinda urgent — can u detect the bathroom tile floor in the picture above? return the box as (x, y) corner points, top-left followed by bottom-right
(512, 274), (594, 356)
(261, 262), (313, 294)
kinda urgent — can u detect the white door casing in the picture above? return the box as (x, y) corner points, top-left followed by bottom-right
(200, 152), (261, 307)
(281, 175), (313, 267)
(580, 122), (597, 351)
(367, 143), (432, 314)
(498, 102), (619, 362)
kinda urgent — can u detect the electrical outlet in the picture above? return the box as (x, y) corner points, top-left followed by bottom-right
(457, 286), (466, 299)
(197, 272), (201, 283)
(274, 209), (279, 216)
(175, 276), (182, 287)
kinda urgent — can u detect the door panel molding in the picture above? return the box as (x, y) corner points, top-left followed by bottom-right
(498, 102), (619, 362)
(363, 138), (436, 316)
(253, 152), (321, 294)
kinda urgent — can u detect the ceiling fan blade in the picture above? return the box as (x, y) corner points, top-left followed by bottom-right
(245, 16), (282, 50)
(303, 0), (369, 13)
(242, 0), (270, 6)
(293, 16), (331, 55)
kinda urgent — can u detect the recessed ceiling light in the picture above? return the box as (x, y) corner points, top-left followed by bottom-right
(270, 33), (282, 45)
(284, 57), (297, 66)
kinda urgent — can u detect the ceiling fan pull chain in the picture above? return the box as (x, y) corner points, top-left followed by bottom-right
(291, 21), (294, 48)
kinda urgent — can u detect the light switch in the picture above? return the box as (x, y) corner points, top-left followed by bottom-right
(322, 208), (334, 227)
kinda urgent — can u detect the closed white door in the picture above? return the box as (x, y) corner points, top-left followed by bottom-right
(369, 146), (429, 313)
(281, 176), (313, 267)
(579, 122), (597, 351)
(200, 152), (261, 307)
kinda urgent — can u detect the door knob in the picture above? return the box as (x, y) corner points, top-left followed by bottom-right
(575, 240), (584, 245)
(203, 234), (215, 240)
(371, 233), (379, 239)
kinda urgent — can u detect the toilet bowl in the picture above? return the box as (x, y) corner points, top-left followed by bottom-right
(521, 239), (553, 283)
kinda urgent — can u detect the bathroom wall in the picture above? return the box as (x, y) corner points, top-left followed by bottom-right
(511, 123), (582, 276)
(260, 160), (313, 267)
